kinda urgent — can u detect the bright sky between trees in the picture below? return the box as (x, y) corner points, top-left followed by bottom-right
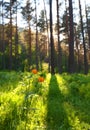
(2, 0), (90, 28)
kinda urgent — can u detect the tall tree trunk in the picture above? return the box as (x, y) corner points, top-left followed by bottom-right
(9, 0), (13, 70)
(64, 0), (69, 71)
(85, 2), (90, 49)
(35, 0), (39, 70)
(43, 0), (49, 57)
(43, 0), (50, 72)
(15, 0), (18, 70)
(79, 0), (88, 74)
(49, 0), (55, 74)
(75, 28), (81, 72)
(68, 0), (75, 73)
(28, 21), (31, 69)
(56, 0), (62, 73)
(2, 0), (5, 69)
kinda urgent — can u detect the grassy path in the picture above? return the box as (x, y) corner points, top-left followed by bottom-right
(0, 72), (90, 130)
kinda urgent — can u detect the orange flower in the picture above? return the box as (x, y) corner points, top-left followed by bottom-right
(38, 77), (44, 82)
(32, 69), (38, 74)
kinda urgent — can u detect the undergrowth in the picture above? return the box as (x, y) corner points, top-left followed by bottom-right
(0, 71), (90, 130)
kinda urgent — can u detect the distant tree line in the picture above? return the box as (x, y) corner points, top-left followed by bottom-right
(0, 0), (90, 74)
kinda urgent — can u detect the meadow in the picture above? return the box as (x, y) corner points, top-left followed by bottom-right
(0, 71), (90, 130)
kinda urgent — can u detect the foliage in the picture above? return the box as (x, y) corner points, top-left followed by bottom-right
(21, 0), (34, 23)
(0, 72), (90, 130)
(37, 10), (46, 32)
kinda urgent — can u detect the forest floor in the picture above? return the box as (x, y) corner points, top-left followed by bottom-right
(0, 71), (90, 130)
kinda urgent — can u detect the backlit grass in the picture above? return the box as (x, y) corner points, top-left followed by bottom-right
(0, 72), (90, 130)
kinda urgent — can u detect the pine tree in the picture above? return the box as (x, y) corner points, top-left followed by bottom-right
(49, 0), (55, 74)
(68, 0), (75, 73)
(79, 0), (88, 74)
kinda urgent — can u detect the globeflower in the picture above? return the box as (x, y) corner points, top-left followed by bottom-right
(38, 77), (44, 82)
(32, 69), (38, 74)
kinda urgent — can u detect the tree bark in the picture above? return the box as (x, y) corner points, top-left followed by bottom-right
(49, 0), (55, 74)
(85, 2), (90, 49)
(79, 0), (88, 74)
(9, 0), (13, 70)
(56, 0), (62, 73)
(35, 0), (39, 70)
(68, 0), (75, 73)
(15, 0), (18, 70)
(2, 0), (6, 69)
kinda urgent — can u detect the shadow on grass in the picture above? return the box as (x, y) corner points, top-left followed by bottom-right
(46, 75), (69, 130)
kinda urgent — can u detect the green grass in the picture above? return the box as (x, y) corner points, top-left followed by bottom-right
(0, 72), (90, 130)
